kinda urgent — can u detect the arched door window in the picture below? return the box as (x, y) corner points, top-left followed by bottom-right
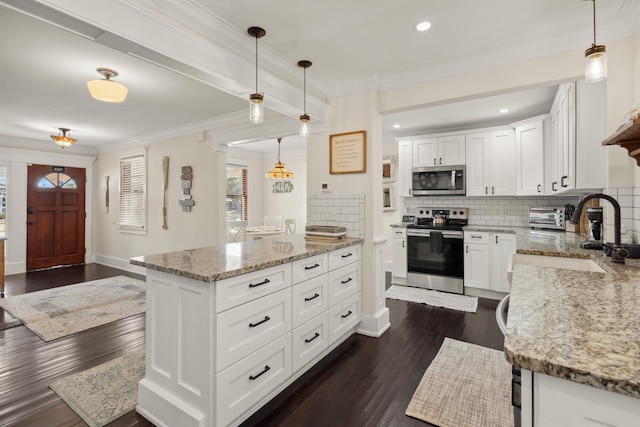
(37, 172), (77, 189)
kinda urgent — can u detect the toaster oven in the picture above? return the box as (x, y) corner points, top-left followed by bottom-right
(528, 207), (565, 230)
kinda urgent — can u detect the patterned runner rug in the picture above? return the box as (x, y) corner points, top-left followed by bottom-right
(0, 275), (145, 341)
(385, 285), (478, 313)
(406, 338), (513, 427)
(50, 348), (145, 427)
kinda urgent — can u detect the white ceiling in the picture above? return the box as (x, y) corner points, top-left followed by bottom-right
(0, 0), (638, 155)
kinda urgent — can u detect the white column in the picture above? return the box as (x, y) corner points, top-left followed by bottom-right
(210, 135), (228, 245)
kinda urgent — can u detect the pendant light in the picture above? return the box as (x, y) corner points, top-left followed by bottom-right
(266, 138), (294, 179)
(87, 68), (128, 103)
(298, 60), (312, 137)
(584, 0), (607, 83)
(50, 128), (77, 149)
(248, 27), (266, 123)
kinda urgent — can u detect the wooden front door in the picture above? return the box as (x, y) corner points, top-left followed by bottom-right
(26, 164), (86, 270)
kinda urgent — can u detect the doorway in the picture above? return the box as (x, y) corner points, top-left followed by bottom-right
(26, 164), (86, 270)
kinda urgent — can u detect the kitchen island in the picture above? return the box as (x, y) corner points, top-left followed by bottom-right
(130, 235), (363, 427)
(467, 226), (640, 426)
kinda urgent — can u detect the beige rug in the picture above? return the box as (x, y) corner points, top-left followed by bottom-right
(406, 338), (513, 427)
(0, 275), (145, 341)
(386, 285), (478, 313)
(50, 348), (145, 427)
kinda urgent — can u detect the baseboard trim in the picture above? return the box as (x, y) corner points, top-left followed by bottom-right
(93, 254), (146, 276)
(356, 307), (390, 337)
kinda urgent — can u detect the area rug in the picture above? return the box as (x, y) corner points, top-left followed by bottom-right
(50, 348), (145, 427)
(0, 275), (145, 341)
(406, 338), (513, 427)
(385, 285), (478, 313)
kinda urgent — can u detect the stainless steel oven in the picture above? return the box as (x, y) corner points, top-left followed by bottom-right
(411, 165), (465, 196)
(528, 206), (565, 230)
(405, 207), (467, 294)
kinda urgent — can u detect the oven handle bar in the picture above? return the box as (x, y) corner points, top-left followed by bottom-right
(406, 231), (463, 239)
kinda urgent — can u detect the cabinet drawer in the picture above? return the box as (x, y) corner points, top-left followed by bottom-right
(292, 312), (329, 373)
(328, 263), (361, 306)
(216, 288), (291, 372)
(216, 333), (292, 427)
(464, 231), (489, 244)
(292, 275), (328, 328)
(216, 263), (291, 313)
(328, 292), (360, 345)
(328, 245), (361, 270)
(292, 253), (328, 284)
(391, 228), (406, 238)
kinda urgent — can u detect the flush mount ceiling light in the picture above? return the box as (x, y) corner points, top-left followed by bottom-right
(50, 127), (77, 149)
(248, 26), (266, 124)
(499, 108), (509, 113)
(584, 0), (607, 83)
(87, 68), (128, 103)
(266, 137), (294, 179)
(416, 21), (431, 32)
(298, 60), (312, 137)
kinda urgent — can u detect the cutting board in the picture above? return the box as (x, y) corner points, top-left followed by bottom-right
(566, 199), (599, 233)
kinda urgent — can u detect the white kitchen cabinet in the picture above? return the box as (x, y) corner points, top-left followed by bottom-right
(514, 115), (548, 196)
(547, 80), (606, 194)
(397, 139), (413, 197)
(391, 227), (407, 282)
(465, 128), (516, 196)
(464, 231), (515, 293)
(413, 134), (465, 167)
(490, 233), (516, 293)
(522, 369), (640, 427)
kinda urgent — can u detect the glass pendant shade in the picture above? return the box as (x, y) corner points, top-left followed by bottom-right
(50, 128), (77, 149)
(299, 114), (310, 137)
(87, 68), (128, 103)
(250, 93), (264, 123)
(585, 45), (607, 83)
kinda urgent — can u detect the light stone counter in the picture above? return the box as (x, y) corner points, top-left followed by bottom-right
(130, 235), (363, 282)
(467, 226), (640, 398)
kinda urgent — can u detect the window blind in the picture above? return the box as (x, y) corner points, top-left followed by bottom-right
(119, 154), (146, 230)
(226, 165), (248, 221)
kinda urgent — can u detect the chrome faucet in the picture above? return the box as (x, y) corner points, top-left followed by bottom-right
(570, 193), (627, 263)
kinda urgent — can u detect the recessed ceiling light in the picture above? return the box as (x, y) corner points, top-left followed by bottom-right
(416, 21), (431, 32)
(393, 124), (400, 128)
(499, 108), (509, 113)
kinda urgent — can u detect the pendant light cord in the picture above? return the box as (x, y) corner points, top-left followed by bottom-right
(592, 0), (597, 47)
(303, 67), (307, 114)
(255, 36), (259, 93)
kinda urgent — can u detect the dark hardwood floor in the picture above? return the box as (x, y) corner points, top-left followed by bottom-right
(0, 265), (503, 427)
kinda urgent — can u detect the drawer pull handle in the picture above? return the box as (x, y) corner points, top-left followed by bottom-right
(249, 316), (271, 328)
(249, 365), (271, 380)
(471, 235), (482, 239)
(341, 310), (353, 319)
(341, 253), (353, 258)
(341, 277), (353, 284)
(248, 278), (271, 288)
(305, 332), (320, 343)
(304, 293), (320, 302)
(304, 263), (320, 270)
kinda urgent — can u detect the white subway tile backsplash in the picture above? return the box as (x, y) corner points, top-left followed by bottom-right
(619, 187), (633, 196)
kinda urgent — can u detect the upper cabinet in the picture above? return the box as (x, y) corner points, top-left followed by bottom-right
(397, 139), (413, 197)
(513, 115), (549, 196)
(547, 81), (606, 194)
(413, 134), (465, 167)
(465, 128), (516, 197)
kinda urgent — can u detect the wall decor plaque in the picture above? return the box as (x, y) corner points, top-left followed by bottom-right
(330, 130), (366, 174)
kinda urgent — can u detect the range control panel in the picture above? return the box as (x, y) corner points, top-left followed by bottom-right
(415, 207), (468, 220)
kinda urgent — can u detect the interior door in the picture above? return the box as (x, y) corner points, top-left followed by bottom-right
(26, 164), (86, 270)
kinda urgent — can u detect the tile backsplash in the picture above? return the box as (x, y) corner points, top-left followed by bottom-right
(307, 194), (365, 238)
(402, 195), (581, 227)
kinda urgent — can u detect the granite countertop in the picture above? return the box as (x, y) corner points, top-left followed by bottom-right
(130, 235), (363, 282)
(482, 226), (640, 398)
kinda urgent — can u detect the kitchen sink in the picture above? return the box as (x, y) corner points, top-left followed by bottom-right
(507, 253), (606, 285)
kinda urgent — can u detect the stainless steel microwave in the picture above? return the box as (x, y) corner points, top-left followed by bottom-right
(411, 165), (465, 196)
(528, 207), (566, 230)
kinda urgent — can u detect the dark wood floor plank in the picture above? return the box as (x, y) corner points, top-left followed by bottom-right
(0, 265), (503, 427)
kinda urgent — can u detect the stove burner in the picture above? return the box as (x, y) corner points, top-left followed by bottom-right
(408, 206), (469, 231)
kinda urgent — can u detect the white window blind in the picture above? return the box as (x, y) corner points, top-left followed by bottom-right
(226, 164), (248, 221)
(119, 153), (146, 230)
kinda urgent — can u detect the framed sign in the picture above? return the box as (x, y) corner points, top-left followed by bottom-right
(330, 130), (366, 174)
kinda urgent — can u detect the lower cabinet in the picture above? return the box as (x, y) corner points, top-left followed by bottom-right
(138, 243), (363, 427)
(391, 227), (407, 282)
(464, 231), (516, 293)
(521, 369), (640, 427)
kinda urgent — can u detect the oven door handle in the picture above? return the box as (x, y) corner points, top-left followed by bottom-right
(407, 231), (463, 239)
